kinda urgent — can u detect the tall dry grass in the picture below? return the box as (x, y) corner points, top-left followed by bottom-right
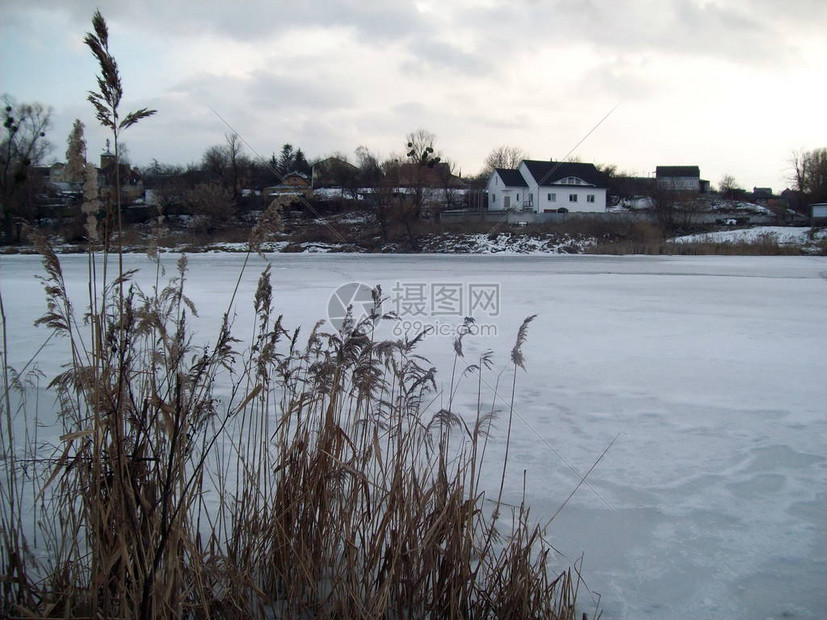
(0, 235), (586, 618)
(1, 10), (589, 616)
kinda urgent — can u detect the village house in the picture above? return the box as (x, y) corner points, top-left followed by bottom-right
(486, 160), (608, 213)
(311, 157), (359, 188)
(28, 147), (146, 213)
(263, 172), (312, 199)
(98, 148), (145, 204)
(655, 166), (710, 193)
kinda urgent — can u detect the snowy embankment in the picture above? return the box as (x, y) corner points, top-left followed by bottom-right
(147, 227), (825, 255)
(5, 224), (825, 256)
(3, 253), (826, 619)
(43, 233), (595, 255)
(671, 226), (826, 247)
(420, 232), (594, 254)
(166, 231), (596, 255)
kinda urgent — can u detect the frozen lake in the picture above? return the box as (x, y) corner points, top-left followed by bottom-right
(2, 252), (826, 619)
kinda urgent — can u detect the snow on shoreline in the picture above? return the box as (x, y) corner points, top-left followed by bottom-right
(670, 226), (826, 246)
(420, 232), (594, 254)
(1, 231), (595, 255)
(2, 226), (825, 256)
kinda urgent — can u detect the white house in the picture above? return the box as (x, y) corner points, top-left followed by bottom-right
(487, 160), (607, 213)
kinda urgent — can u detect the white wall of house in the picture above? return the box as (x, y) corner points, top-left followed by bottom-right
(486, 173), (501, 210)
(530, 186), (607, 213)
(486, 171), (527, 211)
(487, 166), (607, 213)
(516, 162), (605, 212)
(657, 176), (700, 192)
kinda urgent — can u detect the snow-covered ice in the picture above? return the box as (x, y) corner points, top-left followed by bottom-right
(2, 253), (826, 619)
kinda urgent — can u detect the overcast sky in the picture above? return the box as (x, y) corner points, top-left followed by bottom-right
(2, 0), (825, 190)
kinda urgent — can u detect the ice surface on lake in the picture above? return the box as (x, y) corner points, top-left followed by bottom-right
(2, 253), (826, 619)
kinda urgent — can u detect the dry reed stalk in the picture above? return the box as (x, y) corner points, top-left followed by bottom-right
(5, 249), (586, 617)
(2, 13), (587, 617)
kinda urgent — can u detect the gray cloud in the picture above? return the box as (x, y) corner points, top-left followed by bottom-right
(2, 0), (815, 68)
(1, 0), (428, 44)
(402, 38), (490, 77)
(464, 0), (799, 67)
(575, 57), (658, 101)
(2, 0), (819, 190)
(245, 71), (356, 110)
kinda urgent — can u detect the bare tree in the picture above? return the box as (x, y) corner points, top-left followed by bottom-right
(437, 158), (461, 211)
(225, 132), (246, 201)
(405, 129), (440, 163)
(652, 182), (707, 232)
(185, 182), (235, 232)
(355, 145), (382, 187)
(371, 161), (400, 242)
(718, 174), (740, 198)
(202, 144), (229, 185)
(481, 145), (528, 175)
(1, 95), (53, 242)
(790, 148), (827, 211)
(677, 196), (708, 229)
(404, 129), (442, 224)
(651, 182), (680, 233)
(368, 156), (419, 247)
(143, 161), (188, 215)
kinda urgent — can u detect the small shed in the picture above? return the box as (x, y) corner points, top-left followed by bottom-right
(811, 203), (827, 225)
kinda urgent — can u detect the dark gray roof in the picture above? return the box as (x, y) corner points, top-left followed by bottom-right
(521, 160), (606, 188)
(656, 166), (700, 178)
(495, 168), (528, 187)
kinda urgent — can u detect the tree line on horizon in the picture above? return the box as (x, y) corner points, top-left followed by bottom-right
(3, 90), (827, 245)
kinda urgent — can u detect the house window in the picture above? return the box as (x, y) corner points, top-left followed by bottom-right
(548, 193), (556, 202)
(587, 194), (595, 203)
(516, 194), (520, 202)
(492, 194), (496, 203)
(569, 194), (578, 202)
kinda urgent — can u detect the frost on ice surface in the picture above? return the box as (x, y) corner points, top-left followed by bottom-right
(2, 253), (826, 619)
